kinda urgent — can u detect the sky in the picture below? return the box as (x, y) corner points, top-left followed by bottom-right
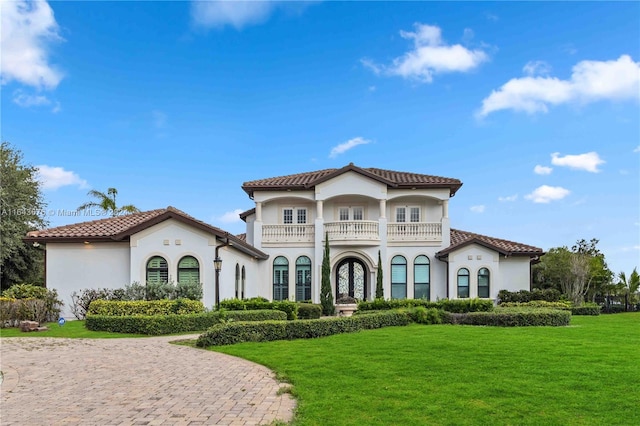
(1, 0), (639, 276)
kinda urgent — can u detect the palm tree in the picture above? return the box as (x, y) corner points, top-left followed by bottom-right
(78, 187), (139, 217)
(618, 268), (640, 310)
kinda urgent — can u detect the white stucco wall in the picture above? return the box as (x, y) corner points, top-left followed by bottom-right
(447, 244), (501, 299)
(498, 257), (532, 294)
(130, 219), (261, 309)
(45, 242), (130, 319)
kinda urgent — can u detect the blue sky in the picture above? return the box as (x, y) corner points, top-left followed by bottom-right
(2, 1), (639, 276)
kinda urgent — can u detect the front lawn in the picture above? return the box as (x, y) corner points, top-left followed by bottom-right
(212, 313), (640, 425)
(0, 320), (146, 338)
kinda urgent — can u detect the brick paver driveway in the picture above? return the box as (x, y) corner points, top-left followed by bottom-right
(0, 336), (295, 425)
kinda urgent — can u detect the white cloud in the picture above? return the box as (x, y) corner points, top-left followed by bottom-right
(534, 165), (553, 175)
(329, 137), (371, 158)
(498, 194), (518, 202)
(191, 1), (277, 30)
(523, 60), (551, 76)
(525, 185), (570, 203)
(1, 0), (63, 89)
(485, 13), (499, 22)
(478, 55), (640, 117)
(36, 165), (88, 190)
(634, 145), (640, 153)
(363, 23), (489, 83)
(551, 152), (604, 173)
(12, 90), (51, 107)
(217, 209), (244, 224)
(470, 205), (485, 213)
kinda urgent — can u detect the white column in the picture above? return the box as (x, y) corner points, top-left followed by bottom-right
(442, 199), (449, 218)
(316, 200), (323, 219)
(255, 202), (262, 222)
(379, 199), (386, 218)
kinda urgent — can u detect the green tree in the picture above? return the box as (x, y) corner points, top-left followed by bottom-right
(78, 187), (139, 217)
(618, 268), (639, 309)
(533, 239), (612, 305)
(320, 232), (334, 316)
(0, 142), (48, 289)
(376, 250), (384, 299)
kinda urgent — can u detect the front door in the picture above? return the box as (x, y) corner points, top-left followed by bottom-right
(336, 258), (367, 300)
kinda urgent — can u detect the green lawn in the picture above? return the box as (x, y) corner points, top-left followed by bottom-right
(212, 313), (640, 426)
(0, 320), (146, 338)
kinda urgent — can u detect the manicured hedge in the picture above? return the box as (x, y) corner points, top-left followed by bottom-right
(571, 305), (601, 316)
(357, 298), (494, 313)
(443, 308), (571, 326)
(87, 299), (205, 316)
(500, 301), (572, 310)
(498, 289), (562, 303)
(297, 303), (322, 319)
(219, 298), (299, 320)
(86, 310), (286, 335)
(196, 311), (411, 347)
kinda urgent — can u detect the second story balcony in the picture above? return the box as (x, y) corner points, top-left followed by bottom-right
(388, 222), (442, 242)
(262, 224), (315, 244)
(325, 220), (380, 245)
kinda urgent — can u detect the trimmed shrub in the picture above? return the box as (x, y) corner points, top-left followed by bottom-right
(500, 301), (572, 310)
(196, 311), (411, 347)
(297, 303), (322, 320)
(175, 281), (203, 301)
(87, 299), (204, 316)
(1, 284), (63, 323)
(498, 289), (562, 303)
(601, 305), (625, 314)
(70, 288), (124, 320)
(444, 308), (571, 326)
(86, 309), (286, 335)
(408, 307), (443, 324)
(220, 298), (299, 320)
(571, 304), (601, 316)
(357, 298), (493, 313)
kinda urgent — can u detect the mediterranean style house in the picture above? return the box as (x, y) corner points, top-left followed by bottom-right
(26, 164), (543, 318)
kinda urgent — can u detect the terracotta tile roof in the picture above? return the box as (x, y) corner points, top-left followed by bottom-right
(26, 209), (167, 239)
(242, 163), (462, 197)
(438, 229), (544, 257)
(236, 233), (247, 242)
(25, 206), (268, 259)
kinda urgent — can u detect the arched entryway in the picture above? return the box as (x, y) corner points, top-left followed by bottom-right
(336, 258), (368, 300)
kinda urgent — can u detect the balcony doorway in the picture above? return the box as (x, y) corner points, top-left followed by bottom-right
(336, 258), (368, 301)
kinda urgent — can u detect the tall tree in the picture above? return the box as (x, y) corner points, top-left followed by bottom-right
(0, 142), (48, 289)
(376, 250), (384, 299)
(78, 187), (139, 217)
(618, 268), (640, 309)
(320, 232), (334, 316)
(533, 238), (613, 305)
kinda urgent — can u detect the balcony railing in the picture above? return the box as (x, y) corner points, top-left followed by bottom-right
(262, 224), (315, 243)
(387, 222), (442, 241)
(325, 221), (380, 242)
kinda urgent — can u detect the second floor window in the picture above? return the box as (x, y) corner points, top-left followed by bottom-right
(283, 207), (307, 224)
(338, 206), (364, 221)
(396, 206), (420, 223)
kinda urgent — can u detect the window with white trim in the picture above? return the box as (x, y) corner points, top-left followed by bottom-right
(338, 206), (364, 221)
(396, 206), (420, 222)
(283, 207), (307, 224)
(478, 268), (490, 298)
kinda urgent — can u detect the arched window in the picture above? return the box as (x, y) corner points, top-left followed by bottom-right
(391, 255), (407, 300)
(295, 256), (312, 302)
(414, 255), (430, 300)
(177, 256), (199, 284)
(146, 256), (168, 283)
(235, 263), (240, 299)
(457, 268), (470, 298)
(273, 256), (289, 301)
(478, 268), (490, 298)
(241, 266), (246, 300)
